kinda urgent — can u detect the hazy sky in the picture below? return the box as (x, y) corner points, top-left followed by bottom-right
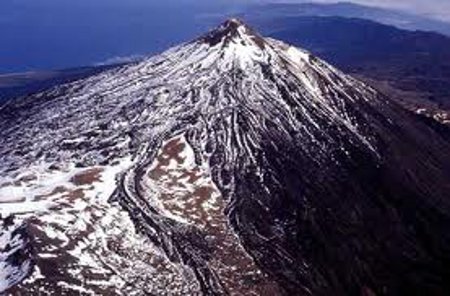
(275, 0), (450, 21)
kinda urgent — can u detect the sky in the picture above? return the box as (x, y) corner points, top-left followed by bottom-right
(276, 0), (450, 22)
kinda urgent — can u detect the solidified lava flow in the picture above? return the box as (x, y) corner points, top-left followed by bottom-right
(1, 19), (450, 295)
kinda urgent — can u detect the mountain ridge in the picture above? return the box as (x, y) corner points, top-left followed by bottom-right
(1, 19), (450, 295)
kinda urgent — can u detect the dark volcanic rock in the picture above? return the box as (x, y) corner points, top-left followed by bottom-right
(1, 20), (450, 295)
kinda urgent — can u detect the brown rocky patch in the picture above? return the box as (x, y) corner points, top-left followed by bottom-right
(71, 168), (103, 186)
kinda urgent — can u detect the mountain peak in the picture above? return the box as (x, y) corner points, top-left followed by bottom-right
(200, 18), (265, 49)
(223, 18), (245, 29)
(3, 18), (450, 296)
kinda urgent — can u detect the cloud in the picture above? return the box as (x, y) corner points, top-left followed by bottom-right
(95, 55), (145, 66)
(266, 0), (450, 22)
(347, 0), (450, 21)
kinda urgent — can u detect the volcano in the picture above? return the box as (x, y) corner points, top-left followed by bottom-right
(1, 19), (450, 295)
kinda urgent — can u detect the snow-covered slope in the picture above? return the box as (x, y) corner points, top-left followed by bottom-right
(1, 19), (450, 295)
(0, 19), (378, 177)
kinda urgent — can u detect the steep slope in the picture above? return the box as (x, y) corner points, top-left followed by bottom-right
(255, 16), (450, 109)
(227, 15), (450, 124)
(1, 19), (450, 295)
